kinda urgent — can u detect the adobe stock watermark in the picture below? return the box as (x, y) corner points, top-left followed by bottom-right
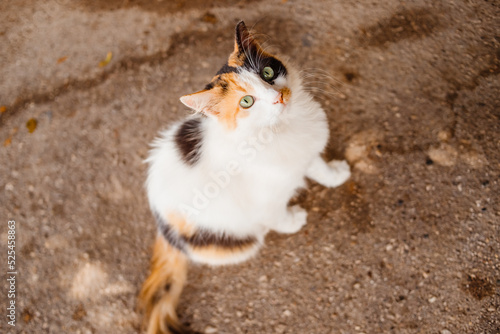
(6, 220), (17, 327)
(178, 123), (283, 218)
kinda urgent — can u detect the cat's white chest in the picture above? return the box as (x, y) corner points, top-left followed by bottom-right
(195, 105), (329, 232)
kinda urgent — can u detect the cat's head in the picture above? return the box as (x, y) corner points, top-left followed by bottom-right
(180, 21), (297, 130)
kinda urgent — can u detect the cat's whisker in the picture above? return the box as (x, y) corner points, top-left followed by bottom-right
(303, 80), (346, 95)
(301, 78), (345, 91)
(250, 31), (272, 44)
(304, 89), (345, 99)
(302, 88), (344, 98)
(259, 41), (276, 55)
(303, 83), (345, 94)
(240, 36), (257, 69)
(302, 86), (347, 100)
(299, 67), (345, 81)
(302, 78), (342, 87)
(300, 70), (345, 84)
(302, 77), (345, 88)
(302, 78), (343, 89)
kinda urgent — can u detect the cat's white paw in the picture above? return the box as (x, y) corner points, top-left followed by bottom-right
(275, 205), (308, 234)
(291, 205), (308, 223)
(325, 159), (351, 188)
(286, 205), (308, 234)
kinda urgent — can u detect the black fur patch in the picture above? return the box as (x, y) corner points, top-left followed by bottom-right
(155, 210), (256, 253)
(184, 230), (257, 249)
(219, 80), (229, 93)
(240, 53), (287, 85)
(204, 63), (237, 91)
(255, 56), (288, 84)
(155, 212), (186, 251)
(204, 76), (229, 93)
(234, 21), (287, 84)
(174, 118), (203, 165)
(204, 81), (215, 90)
(216, 63), (238, 76)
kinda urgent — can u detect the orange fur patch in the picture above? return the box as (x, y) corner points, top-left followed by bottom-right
(167, 212), (196, 237)
(205, 72), (251, 130)
(228, 42), (245, 67)
(139, 236), (188, 334)
(281, 87), (291, 104)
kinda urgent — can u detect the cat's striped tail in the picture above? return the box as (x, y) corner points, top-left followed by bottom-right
(139, 234), (188, 334)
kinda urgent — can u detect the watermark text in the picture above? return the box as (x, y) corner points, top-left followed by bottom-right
(6, 220), (17, 327)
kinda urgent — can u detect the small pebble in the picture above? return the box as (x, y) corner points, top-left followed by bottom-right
(204, 326), (217, 334)
(438, 130), (452, 141)
(427, 144), (457, 166)
(274, 324), (286, 334)
(429, 296), (437, 303)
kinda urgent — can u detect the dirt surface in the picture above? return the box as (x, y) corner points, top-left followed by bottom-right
(1, 0), (499, 333)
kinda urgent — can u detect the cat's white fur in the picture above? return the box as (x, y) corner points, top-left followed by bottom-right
(146, 65), (350, 266)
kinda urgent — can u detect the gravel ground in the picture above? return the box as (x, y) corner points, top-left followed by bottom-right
(0, 0), (499, 333)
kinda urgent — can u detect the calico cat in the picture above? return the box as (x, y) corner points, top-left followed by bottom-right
(139, 21), (351, 334)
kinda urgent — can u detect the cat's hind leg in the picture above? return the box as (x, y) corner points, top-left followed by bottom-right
(306, 155), (351, 188)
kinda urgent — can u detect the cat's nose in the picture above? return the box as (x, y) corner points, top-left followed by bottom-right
(273, 91), (284, 104)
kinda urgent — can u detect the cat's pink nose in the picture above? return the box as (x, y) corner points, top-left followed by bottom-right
(273, 92), (284, 104)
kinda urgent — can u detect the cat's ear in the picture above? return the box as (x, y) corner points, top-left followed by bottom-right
(233, 21), (261, 55)
(180, 90), (216, 115)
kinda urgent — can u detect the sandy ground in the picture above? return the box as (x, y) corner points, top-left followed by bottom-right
(1, 0), (499, 333)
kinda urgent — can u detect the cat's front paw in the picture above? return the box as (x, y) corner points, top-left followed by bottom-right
(325, 159), (351, 188)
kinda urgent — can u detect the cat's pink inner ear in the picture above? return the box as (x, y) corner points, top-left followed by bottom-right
(180, 90), (215, 114)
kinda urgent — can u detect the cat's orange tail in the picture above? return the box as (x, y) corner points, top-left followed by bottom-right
(139, 235), (188, 334)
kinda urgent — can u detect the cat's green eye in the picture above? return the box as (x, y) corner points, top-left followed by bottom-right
(239, 95), (254, 108)
(262, 66), (274, 80)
